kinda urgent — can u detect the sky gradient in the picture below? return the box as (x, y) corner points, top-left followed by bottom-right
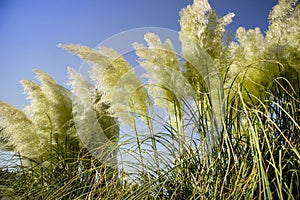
(0, 0), (278, 108)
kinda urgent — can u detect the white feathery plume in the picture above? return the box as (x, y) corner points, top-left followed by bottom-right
(134, 33), (195, 112)
(0, 101), (41, 158)
(67, 67), (119, 165)
(60, 44), (151, 128)
(33, 69), (73, 141)
(21, 79), (52, 148)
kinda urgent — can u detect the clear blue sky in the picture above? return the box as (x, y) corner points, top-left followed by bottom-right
(0, 0), (277, 108)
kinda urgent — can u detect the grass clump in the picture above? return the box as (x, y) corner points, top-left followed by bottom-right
(1, 0), (300, 199)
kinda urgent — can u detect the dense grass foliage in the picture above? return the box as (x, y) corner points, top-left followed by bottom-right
(1, 0), (299, 199)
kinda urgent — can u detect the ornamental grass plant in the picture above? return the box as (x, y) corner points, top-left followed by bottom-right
(1, 0), (299, 199)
